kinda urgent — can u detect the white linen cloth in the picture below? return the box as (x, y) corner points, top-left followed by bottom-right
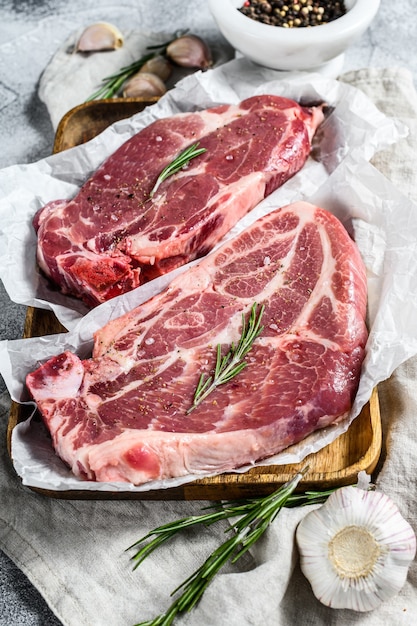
(1, 66), (417, 626)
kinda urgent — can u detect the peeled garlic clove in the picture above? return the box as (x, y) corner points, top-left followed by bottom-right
(76, 22), (124, 52)
(123, 72), (167, 99)
(296, 486), (416, 612)
(166, 34), (212, 69)
(139, 55), (173, 82)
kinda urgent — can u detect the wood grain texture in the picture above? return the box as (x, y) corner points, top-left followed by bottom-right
(7, 99), (382, 500)
(53, 97), (159, 152)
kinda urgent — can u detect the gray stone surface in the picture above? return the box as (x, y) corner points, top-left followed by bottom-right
(0, 0), (415, 623)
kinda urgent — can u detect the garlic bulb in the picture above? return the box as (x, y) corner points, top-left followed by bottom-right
(166, 34), (212, 69)
(139, 55), (173, 82)
(122, 72), (167, 98)
(76, 22), (124, 52)
(296, 486), (416, 611)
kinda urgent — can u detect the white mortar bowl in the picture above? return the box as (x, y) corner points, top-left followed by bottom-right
(209, 0), (380, 72)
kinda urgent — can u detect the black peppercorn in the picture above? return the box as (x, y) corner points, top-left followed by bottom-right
(239, 0), (347, 27)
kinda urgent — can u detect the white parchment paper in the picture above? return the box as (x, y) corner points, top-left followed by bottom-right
(1, 58), (416, 493)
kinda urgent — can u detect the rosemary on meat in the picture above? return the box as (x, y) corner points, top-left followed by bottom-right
(85, 30), (187, 101)
(129, 466), (337, 626)
(149, 142), (207, 197)
(187, 302), (265, 414)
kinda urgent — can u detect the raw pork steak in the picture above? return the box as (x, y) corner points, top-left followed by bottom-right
(34, 95), (324, 307)
(26, 201), (368, 486)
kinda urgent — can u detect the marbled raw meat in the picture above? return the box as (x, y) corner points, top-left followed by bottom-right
(34, 95), (324, 307)
(26, 201), (368, 486)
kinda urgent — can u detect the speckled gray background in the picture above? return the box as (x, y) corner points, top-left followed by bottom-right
(0, 0), (416, 623)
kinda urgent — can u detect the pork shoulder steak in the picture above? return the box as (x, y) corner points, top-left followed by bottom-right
(26, 201), (368, 486)
(34, 95), (324, 307)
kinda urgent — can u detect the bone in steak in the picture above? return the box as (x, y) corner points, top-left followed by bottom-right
(34, 95), (324, 307)
(26, 201), (368, 486)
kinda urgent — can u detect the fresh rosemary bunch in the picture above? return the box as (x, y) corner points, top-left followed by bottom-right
(149, 142), (207, 197)
(86, 30), (187, 101)
(187, 302), (265, 414)
(129, 467), (336, 626)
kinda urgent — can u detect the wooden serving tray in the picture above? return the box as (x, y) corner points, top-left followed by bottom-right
(7, 99), (382, 500)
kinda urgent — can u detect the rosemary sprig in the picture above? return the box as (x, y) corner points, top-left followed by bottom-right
(127, 482), (335, 570)
(130, 467), (335, 626)
(187, 302), (265, 414)
(85, 30), (187, 101)
(149, 142), (207, 197)
(128, 502), (252, 570)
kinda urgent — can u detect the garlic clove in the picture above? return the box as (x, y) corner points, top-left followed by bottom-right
(139, 55), (173, 82)
(296, 486), (416, 612)
(122, 72), (167, 99)
(76, 22), (124, 52)
(166, 34), (213, 69)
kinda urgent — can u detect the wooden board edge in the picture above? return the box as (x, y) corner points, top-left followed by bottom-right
(53, 97), (159, 154)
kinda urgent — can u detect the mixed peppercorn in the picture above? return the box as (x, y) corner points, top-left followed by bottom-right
(239, 0), (347, 28)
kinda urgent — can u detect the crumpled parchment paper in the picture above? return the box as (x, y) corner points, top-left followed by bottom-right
(2, 58), (417, 493)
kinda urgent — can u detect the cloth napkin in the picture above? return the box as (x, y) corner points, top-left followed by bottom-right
(2, 66), (417, 626)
